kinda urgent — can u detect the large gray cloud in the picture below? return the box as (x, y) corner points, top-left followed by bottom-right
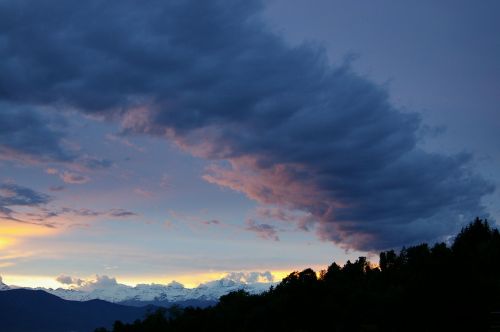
(0, 103), (116, 167)
(0, 104), (73, 163)
(0, 0), (494, 249)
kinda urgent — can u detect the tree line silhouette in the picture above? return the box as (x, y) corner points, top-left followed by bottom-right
(96, 218), (500, 331)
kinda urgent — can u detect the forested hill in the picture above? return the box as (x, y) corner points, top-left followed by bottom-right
(98, 218), (500, 332)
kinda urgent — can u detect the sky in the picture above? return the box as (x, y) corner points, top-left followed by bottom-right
(0, 0), (499, 289)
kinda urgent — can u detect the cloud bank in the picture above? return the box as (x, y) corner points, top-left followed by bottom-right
(0, 104), (72, 163)
(0, 0), (494, 250)
(224, 271), (274, 284)
(56, 275), (85, 286)
(56, 272), (275, 291)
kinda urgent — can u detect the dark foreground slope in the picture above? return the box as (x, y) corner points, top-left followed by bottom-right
(102, 218), (500, 332)
(0, 289), (151, 332)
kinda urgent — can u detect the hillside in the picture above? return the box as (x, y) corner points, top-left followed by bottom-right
(0, 289), (151, 332)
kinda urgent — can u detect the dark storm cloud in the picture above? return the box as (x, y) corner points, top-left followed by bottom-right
(0, 104), (73, 163)
(0, 0), (494, 249)
(0, 104), (114, 167)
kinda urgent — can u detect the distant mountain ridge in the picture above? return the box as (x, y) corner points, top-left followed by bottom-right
(0, 275), (274, 305)
(46, 278), (273, 303)
(0, 289), (151, 332)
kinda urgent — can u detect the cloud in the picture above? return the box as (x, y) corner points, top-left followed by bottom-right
(224, 271), (274, 283)
(61, 207), (138, 219)
(166, 210), (227, 232)
(56, 275), (85, 286)
(0, 104), (112, 172)
(256, 206), (316, 231)
(78, 156), (113, 171)
(0, 104), (73, 163)
(62, 275), (121, 292)
(202, 219), (221, 226)
(49, 185), (66, 192)
(0, 183), (51, 207)
(0, 183), (54, 226)
(108, 209), (138, 218)
(59, 171), (90, 184)
(245, 219), (280, 241)
(60, 208), (100, 217)
(0, 0), (494, 250)
(52, 273), (275, 297)
(0, 183), (136, 227)
(86, 275), (118, 288)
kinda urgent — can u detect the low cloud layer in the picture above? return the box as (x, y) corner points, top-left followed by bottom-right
(225, 271), (274, 284)
(56, 275), (85, 286)
(55, 272), (275, 291)
(54, 275), (123, 292)
(0, 0), (494, 250)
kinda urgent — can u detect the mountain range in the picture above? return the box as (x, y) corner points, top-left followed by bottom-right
(0, 275), (274, 331)
(0, 275), (273, 306)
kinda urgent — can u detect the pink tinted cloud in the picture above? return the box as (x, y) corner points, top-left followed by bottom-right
(256, 206), (316, 231)
(60, 171), (90, 184)
(202, 157), (321, 208)
(202, 156), (354, 245)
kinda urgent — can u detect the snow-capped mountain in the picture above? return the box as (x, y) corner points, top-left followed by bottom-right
(45, 278), (272, 303)
(0, 277), (9, 291)
(0, 274), (274, 304)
